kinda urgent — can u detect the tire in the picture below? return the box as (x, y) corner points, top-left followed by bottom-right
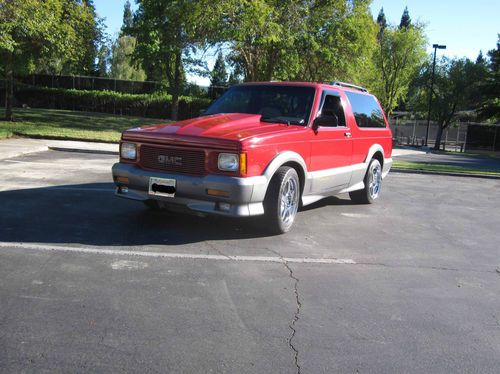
(263, 166), (300, 234)
(349, 158), (382, 204)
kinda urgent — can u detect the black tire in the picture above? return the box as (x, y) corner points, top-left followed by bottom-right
(263, 166), (300, 234)
(349, 158), (382, 204)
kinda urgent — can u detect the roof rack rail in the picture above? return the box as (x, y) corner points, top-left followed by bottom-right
(329, 81), (368, 92)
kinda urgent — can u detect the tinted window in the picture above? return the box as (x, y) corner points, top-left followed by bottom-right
(345, 92), (386, 128)
(206, 85), (315, 125)
(320, 94), (346, 127)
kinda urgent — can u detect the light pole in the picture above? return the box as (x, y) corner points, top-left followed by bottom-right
(425, 44), (446, 147)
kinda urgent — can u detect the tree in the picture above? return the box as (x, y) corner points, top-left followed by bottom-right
(476, 50), (485, 64)
(216, 0), (377, 84)
(297, 0), (378, 84)
(121, 0), (134, 35)
(97, 44), (110, 77)
(376, 7), (387, 40)
(371, 21), (427, 115)
(210, 52), (227, 87)
(0, 0), (94, 120)
(477, 36), (500, 122)
(410, 57), (483, 149)
(131, 0), (211, 119)
(109, 36), (146, 81)
(399, 6), (411, 29)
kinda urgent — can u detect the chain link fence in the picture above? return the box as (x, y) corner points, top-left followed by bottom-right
(15, 74), (161, 94)
(389, 118), (500, 152)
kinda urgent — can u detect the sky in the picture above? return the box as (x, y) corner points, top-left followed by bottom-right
(94, 0), (499, 85)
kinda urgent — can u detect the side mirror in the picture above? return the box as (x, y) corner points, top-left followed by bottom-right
(312, 114), (338, 131)
(199, 109), (207, 116)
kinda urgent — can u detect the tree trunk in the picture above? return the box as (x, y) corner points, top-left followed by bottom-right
(170, 50), (182, 121)
(434, 124), (444, 151)
(4, 52), (14, 121)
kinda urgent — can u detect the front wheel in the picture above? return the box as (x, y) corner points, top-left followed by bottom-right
(263, 166), (300, 234)
(349, 159), (382, 204)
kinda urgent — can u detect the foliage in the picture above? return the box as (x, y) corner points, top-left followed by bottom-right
(371, 20), (427, 115)
(399, 6), (411, 29)
(122, 0), (134, 34)
(0, 0), (100, 120)
(130, 0), (213, 119)
(210, 52), (228, 87)
(297, 0), (377, 84)
(6, 85), (211, 120)
(213, 0), (377, 84)
(109, 36), (146, 81)
(409, 57), (485, 149)
(97, 44), (110, 77)
(376, 7), (387, 40)
(477, 35), (500, 122)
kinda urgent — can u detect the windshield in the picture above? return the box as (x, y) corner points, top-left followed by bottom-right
(205, 85), (315, 125)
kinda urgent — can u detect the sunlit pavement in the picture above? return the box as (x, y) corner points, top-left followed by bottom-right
(1, 148), (499, 373)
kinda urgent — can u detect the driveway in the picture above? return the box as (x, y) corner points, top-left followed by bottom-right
(1, 147), (499, 373)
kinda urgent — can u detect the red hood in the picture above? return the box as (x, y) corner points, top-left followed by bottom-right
(122, 113), (304, 147)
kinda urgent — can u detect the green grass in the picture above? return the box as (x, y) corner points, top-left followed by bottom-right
(0, 108), (167, 142)
(393, 160), (500, 176)
(442, 150), (500, 161)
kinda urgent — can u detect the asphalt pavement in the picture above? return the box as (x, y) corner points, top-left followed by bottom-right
(0, 146), (499, 373)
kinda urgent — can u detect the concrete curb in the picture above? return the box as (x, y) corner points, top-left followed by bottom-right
(48, 146), (119, 156)
(391, 168), (500, 180)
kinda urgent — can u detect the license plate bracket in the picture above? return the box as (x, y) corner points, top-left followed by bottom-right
(149, 177), (176, 197)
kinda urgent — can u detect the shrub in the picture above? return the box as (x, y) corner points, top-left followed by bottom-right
(6, 85), (212, 120)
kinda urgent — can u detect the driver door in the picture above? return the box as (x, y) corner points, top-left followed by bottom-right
(308, 90), (353, 192)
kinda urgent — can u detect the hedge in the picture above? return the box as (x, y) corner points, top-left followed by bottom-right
(2, 85), (212, 120)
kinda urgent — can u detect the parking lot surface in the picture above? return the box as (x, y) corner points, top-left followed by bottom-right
(1, 149), (499, 373)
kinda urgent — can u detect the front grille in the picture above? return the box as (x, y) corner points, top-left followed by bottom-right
(139, 145), (206, 176)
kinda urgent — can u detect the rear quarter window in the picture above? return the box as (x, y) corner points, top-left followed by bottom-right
(345, 92), (386, 128)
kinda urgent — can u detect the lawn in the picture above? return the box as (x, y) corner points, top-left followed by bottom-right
(393, 160), (500, 176)
(0, 108), (167, 143)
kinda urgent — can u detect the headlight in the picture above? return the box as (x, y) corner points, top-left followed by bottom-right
(218, 153), (239, 171)
(121, 143), (137, 160)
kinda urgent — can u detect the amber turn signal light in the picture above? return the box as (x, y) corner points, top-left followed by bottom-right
(115, 176), (129, 184)
(239, 153), (247, 176)
(206, 189), (230, 197)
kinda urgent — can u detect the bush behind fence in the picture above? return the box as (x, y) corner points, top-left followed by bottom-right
(1, 85), (212, 120)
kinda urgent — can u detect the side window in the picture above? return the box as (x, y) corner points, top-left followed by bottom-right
(345, 92), (386, 128)
(319, 94), (347, 127)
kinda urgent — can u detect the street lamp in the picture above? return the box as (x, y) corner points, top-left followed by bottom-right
(425, 44), (446, 147)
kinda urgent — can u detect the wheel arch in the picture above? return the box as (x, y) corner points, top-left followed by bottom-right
(364, 144), (385, 168)
(262, 151), (307, 195)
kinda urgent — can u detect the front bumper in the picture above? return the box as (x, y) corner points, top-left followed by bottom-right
(112, 163), (268, 217)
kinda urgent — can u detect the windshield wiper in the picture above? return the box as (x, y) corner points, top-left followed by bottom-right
(260, 116), (304, 126)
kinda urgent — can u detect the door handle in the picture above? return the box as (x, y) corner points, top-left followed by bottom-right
(344, 132), (352, 138)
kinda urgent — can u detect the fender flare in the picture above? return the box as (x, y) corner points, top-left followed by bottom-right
(364, 144), (385, 165)
(262, 151), (308, 181)
(250, 151), (308, 202)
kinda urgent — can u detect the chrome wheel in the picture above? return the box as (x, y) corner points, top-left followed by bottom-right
(264, 166), (301, 234)
(349, 158), (382, 204)
(280, 176), (299, 225)
(368, 163), (382, 199)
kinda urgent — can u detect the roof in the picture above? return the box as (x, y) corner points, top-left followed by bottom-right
(239, 81), (369, 94)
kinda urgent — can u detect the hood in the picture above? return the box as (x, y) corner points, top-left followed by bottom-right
(123, 113), (305, 146)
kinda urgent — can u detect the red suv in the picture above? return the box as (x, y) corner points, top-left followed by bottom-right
(112, 82), (393, 233)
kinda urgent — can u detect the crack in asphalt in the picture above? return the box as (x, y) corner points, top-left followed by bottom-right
(266, 248), (302, 374)
(205, 241), (231, 259)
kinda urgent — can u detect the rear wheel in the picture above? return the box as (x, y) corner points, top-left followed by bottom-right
(349, 158), (382, 204)
(263, 166), (300, 234)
